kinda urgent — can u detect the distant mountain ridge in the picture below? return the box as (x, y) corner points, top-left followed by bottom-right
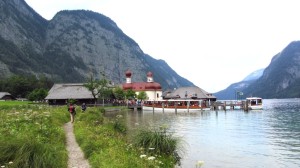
(242, 41), (300, 98)
(0, 0), (194, 90)
(215, 41), (300, 99)
(2, 0), (300, 99)
(242, 68), (264, 81)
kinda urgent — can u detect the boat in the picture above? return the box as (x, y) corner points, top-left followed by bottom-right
(246, 97), (263, 110)
(142, 99), (210, 112)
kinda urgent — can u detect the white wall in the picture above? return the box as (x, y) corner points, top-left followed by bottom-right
(136, 90), (162, 101)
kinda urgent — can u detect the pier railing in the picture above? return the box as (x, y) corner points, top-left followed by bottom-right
(211, 100), (249, 111)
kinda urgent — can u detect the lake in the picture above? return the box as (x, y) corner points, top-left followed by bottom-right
(126, 99), (300, 168)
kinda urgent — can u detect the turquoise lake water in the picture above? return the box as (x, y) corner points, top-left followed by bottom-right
(126, 99), (300, 168)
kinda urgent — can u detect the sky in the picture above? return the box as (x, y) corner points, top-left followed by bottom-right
(25, 0), (300, 93)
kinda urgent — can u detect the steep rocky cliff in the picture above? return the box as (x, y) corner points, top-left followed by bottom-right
(0, 0), (194, 89)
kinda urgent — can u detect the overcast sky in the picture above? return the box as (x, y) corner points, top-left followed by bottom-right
(25, 0), (300, 93)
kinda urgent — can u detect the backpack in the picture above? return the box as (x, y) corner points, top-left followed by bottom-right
(69, 105), (74, 113)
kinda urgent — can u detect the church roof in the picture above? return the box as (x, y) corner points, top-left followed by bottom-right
(122, 82), (161, 91)
(122, 70), (162, 91)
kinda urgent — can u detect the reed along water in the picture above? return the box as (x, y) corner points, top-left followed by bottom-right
(126, 99), (300, 168)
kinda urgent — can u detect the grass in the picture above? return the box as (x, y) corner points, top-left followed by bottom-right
(0, 103), (69, 168)
(0, 102), (183, 168)
(74, 107), (183, 168)
(0, 100), (31, 106)
(133, 125), (184, 166)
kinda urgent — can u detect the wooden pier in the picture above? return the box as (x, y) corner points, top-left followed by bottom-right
(211, 100), (249, 111)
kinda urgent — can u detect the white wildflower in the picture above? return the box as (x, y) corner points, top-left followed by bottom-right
(140, 154), (147, 158)
(116, 115), (123, 118)
(147, 156), (155, 160)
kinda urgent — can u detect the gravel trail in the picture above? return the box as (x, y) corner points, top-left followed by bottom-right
(64, 122), (90, 168)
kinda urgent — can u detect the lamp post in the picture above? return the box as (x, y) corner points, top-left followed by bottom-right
(235, 91), (243, 101)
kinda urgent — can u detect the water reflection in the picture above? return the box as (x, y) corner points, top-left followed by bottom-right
(125, 99), (300, 168)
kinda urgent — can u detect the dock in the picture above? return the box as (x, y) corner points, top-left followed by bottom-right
(211, 100), (249, 111)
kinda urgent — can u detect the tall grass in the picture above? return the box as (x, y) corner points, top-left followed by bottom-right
(0, 104), (69, 168)
(133, 125), (184, 166)
(0, 139), (65, 168)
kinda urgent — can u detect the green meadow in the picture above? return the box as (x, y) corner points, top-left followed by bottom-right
(0, 101), (183, 168)
(0, 102), (69, 168)
(0, 100), (31, 106)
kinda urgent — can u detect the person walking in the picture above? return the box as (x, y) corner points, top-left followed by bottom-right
(81, 103), (87, 112)
(68, 103), (76, 123)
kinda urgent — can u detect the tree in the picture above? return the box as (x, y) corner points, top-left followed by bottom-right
(27, 88), (48, 101)
(113, 86), (125, 100)
(97, 78), (112, 106)
(137, 91), (147, 100)
(125, 89), (136, 100)
(84, 75), (100, 104)
(0, 75), (53, 98)
(84, 73), (112, 106)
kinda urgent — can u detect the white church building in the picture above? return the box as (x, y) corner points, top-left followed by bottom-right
(122, 70), (163, 101)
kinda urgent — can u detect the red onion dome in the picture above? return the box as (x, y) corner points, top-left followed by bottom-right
(125, 70), (132, 77)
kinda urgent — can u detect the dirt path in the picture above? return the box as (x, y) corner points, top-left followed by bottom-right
(64, 122), (91, 168)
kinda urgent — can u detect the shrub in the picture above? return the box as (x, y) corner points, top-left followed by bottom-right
(133, 125), (184, 165)
(77, 108), (104, 125)
(113, 114), (127, 134)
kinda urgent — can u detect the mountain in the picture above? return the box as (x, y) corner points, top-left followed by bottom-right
(242, 68), (264, 81)
(213, 68), (264, 100)
(0, 0), (194, 90)
(243, 41), (300, 98)
(214, 69), (264, 100)
(215, 41), (300, 99)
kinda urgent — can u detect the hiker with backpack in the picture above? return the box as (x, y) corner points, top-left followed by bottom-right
(68, 103), (76, 123)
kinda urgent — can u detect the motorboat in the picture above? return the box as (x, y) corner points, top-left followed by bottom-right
(246, 97), (263, 110)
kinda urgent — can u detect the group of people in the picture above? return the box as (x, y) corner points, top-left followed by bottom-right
(68, 103), (87, 123)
